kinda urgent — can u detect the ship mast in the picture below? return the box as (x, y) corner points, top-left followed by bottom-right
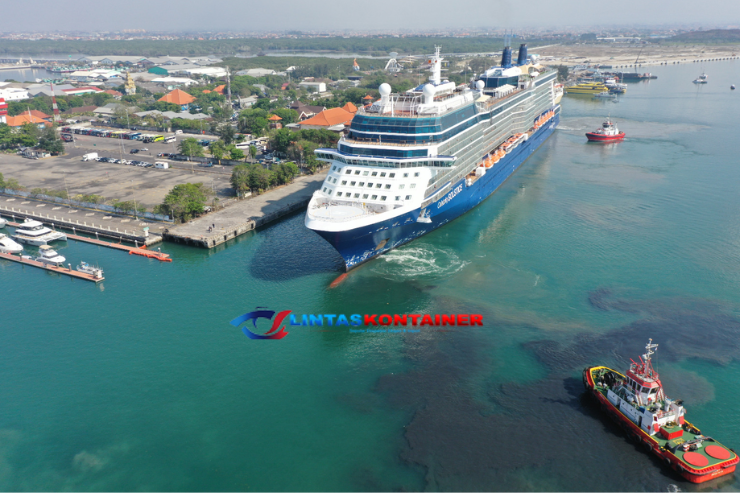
(642, 338), (659, 378)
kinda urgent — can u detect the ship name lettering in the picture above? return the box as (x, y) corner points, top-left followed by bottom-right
(437, 185), (463, 209)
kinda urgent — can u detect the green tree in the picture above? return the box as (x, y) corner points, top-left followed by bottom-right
(209, 140), (227, 164)
(274, 161), (300, 185)
(237, 108), (269, 136)
(92, 92), (112, 106)
(270, 108), (299, 124)
(230, 164), (252, 196)
(217, 124), (236, 145)
(253, 98), (272, 111)
(154, 101), (182, 113)
(155, 183), (211, 222)
(248, 165), (274, 192)
(557, 65), (569, 82)
(270, 128), (294, 154)
(178, 137), (205, 160)
(249, 145), (258, 162)
(38, 126), (64, 155)
(228, 146), (245, 161)
(0, 172), (4, 189)
(19, 123), (41, 145)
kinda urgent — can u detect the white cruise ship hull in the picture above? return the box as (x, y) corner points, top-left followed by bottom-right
(307, 113), (559, 270)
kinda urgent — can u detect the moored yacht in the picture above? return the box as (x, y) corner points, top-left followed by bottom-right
(11, 219), (67, 246)
(76, 261), (104, 279)
(34, 245), (66, 266)
(693, 73), (708, 84)
(0, 217), (7, 229)
(0, 233), (23, 254)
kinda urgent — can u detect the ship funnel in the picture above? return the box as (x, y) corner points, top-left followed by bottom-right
(501, 46), (512, 69)
(517, 44), (528, 66)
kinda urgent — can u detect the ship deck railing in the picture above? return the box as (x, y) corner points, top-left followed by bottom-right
(307, 200), (393, 222)
(341, 137), (430, 148)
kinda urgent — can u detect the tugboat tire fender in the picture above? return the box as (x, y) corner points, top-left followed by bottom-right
(643, 440), (653, 452)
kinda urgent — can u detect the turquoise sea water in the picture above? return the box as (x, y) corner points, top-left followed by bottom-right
(2, 60), (740, 491)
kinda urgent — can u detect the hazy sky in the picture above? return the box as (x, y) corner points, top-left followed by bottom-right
(3, 0), (739, 32)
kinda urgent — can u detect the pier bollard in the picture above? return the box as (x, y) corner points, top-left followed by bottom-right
(72, 227), (75, 235)
(95, 232), (99, 240)
(134, 240), (138, 248)
(68, 263), (72, 271)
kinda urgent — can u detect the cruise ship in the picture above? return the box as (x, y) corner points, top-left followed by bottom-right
(305, 41), (560, 270)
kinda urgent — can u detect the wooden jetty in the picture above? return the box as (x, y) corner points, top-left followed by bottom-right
(0, 251), (104, 282)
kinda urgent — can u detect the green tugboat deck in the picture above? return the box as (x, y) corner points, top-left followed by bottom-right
(593, 385), (736, 470)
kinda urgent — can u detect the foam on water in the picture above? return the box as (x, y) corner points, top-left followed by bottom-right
(371, 244), (468, 279)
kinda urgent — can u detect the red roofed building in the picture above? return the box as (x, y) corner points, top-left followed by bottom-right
(27, 109), (51, 121)
(281, 82), (290, 90)
(299, 107), (355, 131)
(342, 102), (358, 114)
(5, 113), (51, 128)
(0, 98), (7, 124)
(104, 89), (123, 99)
(213, 85), (226, 95)
(158, 88), (196, 110)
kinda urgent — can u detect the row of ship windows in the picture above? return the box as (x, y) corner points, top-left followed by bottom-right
(326, 176), (418, 190)
(321, 188), (412, 202)
(318, 153), (451, 168)
(331, 165), (421, 179)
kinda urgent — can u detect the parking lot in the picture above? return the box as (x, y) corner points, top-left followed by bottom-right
(1, 136), (234, 209)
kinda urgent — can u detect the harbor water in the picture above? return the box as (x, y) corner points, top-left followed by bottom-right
(2, 60), (740, 491)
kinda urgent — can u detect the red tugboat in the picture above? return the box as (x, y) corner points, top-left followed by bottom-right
(583, 340), (738, 483)
(586, 119), (625, 142)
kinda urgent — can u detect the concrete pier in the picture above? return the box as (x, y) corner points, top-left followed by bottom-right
(0, 198), (163, 246)
(163, 171), (326, 248)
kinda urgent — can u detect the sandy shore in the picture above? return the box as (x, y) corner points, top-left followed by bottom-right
(535, 43), (740, 68)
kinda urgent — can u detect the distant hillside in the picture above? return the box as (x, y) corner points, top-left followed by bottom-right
(671, 29), (740, 43)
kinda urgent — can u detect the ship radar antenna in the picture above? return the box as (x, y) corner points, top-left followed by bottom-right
(644, 338), (658, 361)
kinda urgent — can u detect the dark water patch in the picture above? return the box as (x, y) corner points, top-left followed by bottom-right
(378, 329), (691, 490)
(248, 213), (344, 281)
(526, 289), (740, 370)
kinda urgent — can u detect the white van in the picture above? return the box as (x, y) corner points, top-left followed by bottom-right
(154, 162), (169, 169)
(174, 130), (183, 135)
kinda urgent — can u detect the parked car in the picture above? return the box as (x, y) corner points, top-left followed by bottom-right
(157, 153), (171, 158)
(130, 149), (140, 154)
(199, 162), (214, 167)
(140, 148), (148, 151)
(174, 130), (183, 135)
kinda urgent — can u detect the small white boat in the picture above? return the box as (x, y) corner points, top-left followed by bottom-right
(11, 219), (67, 246)
(693, 73), (708, 84)
(76, 261), (104, 279)
(0, 217), (6, 228)
(594, 91), (617, 100)
(0, 233), (23, 254)
(34, 245), (65, 266)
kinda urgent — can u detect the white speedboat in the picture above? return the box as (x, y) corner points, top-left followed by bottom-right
(11, 219), (67, 246)
(0, 233), (23, 254)
(0, 217), (7, 228)
(34, 245), (66, 266)
(594, 91), (617, 100)
(76, 261), (104, 279)
(693, 73), (708, 84)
